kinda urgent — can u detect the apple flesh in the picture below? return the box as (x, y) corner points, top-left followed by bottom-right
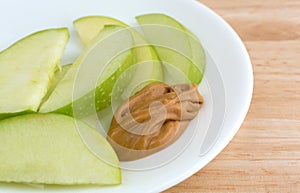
(74, 16), (127, 46)
(136, 13), (206, 84)
(0, 28), (69, 118)
(42, 64), (72, 104)
(0, 113), (121, 185)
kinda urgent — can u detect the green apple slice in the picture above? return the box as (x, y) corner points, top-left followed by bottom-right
(39, 25), (134, 117)
(0, 28), (69, 117)
(0, 65), (71, 121)
(0, 113), (120, 185)
(73, 16), (163, 95)
(0, 65), (72, 121)
(136, 13), (206, 84)
(74, 16), (127, 46)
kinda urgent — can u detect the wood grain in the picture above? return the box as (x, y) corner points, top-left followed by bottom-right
(164, 0), (300, 192)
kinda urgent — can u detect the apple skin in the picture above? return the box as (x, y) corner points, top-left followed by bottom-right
(51, 51), (134, 118)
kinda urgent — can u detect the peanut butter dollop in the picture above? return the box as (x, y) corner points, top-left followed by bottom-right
(107, 82), (203, 161)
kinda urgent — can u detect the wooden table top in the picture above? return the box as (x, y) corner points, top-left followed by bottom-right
(165, 0), (300, 192)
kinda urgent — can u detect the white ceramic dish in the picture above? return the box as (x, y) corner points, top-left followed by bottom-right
(0, 0), (253, 192)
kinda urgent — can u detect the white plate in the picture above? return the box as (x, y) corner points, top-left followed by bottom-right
(0, 0), (253, 192)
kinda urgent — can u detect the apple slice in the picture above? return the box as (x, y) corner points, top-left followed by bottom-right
(0, 113), (120, 185)
(0, 28), (69, 118)
(74, 16), (127, 46)
(73, 16), (163, 96)
(39, 25), (134, 117)
(136, 13), (206, 84)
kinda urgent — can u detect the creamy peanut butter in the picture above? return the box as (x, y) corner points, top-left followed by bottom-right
(107, 82), (203, 161)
